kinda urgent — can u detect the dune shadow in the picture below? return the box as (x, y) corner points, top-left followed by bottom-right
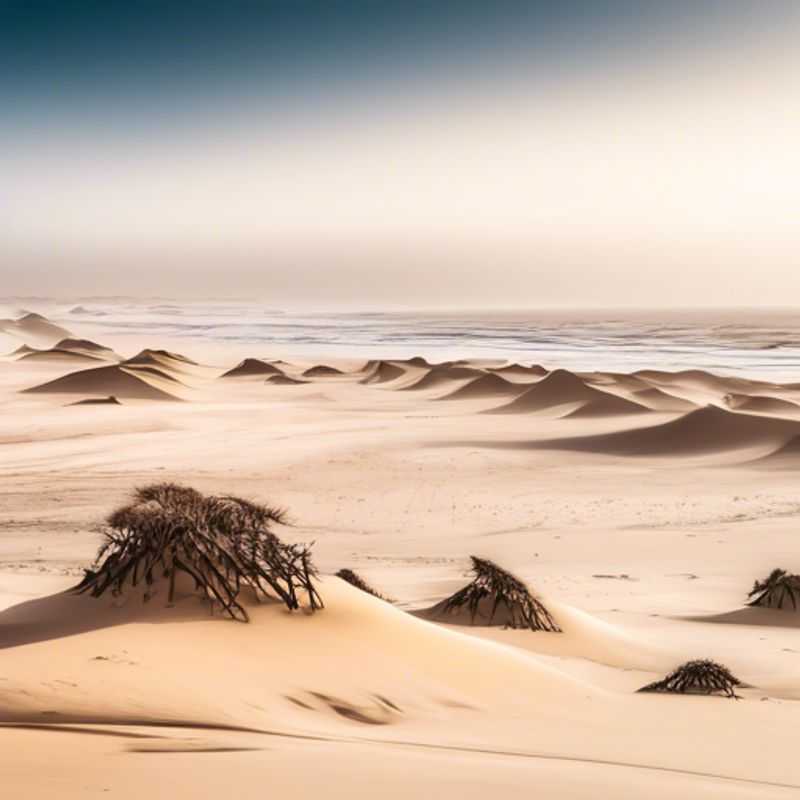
(0, 585), (265, 650)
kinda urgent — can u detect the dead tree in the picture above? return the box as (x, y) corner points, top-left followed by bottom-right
(73, 483), (323, 621)
(336, 568), (392, 602)
(638, 660), (742, 698)
(747, 568), (800, 610)
(436, 556), (560, 631)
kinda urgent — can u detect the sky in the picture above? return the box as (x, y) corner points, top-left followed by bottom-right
(2, 1), (799, 307)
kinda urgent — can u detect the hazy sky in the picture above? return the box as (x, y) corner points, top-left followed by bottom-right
(2, 1), (799, 307)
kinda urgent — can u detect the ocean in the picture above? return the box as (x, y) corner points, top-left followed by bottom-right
(5, 301), (800, 381)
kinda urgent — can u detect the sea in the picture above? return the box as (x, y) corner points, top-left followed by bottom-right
(5, 301), (800, 381)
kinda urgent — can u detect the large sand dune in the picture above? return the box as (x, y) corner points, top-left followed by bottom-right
(529, 405), (800, 460)
(22, 364), (183, 401)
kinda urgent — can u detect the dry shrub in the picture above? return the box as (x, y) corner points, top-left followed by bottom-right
(438, 556), (560, 632)
(73, 483), (322, 621)
(638, 660), (741, 698)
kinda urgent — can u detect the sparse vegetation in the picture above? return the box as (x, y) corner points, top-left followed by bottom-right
(747, 568), (800, 610)
(437, 556), (561, 631)
(335, 568), (392, 602)
(73, 483), (323, 620)
(638, 660), (742, 698)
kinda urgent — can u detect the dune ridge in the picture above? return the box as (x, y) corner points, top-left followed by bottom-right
(22, 364), (183, 401)
(220, 358), (285, 378)
(486, 369), (649, 417)
(528, 405), (800, 460)
(439, 372), (530, 401)
(399, 365), (486, 392)
(361, 360), (409, 385)
(0, 312), (72, 347)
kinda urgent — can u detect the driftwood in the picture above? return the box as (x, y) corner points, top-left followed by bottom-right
(437, 556), (560, 632)
(73, 483), (322, 621)
(335, 568), (392, 602)
(638, 660), (742, 698)
(747, 568), (800, 610)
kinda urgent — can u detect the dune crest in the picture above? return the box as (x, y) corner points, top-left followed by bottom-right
(486, 369), (649, 417)
(22, 364), (183, 401)
(530, 404), (800, 460)
(0, 312), (72, 347)
(360, 360), (408, 384)
(399, 365), (485, 392)
(220, 358), (285, 378)
(488, 363), (548, 380)
(439, 372), (529, 401)
(266, 374), (307, 385)
(723, 393), (800, 417)
(302, 364), (346, 378)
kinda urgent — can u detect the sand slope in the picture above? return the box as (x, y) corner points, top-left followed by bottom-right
(266, 374), (307, 385)
(19, 348), (108, 365)
(303, 365), (346, 378)
(220, 358), (285, 378)
(489, 363), (548, 380)
(399, 365), (485, 392)
(530, 405), (800, 460)
(723, 394), (800, 417)
(486, 369), (649, 417)
(2, 578), (799, 797)
(361, 360), (409, 385)
(21, 364), (182, 401)
(0, 312), (72, 347)
(439, 373), (530, 401)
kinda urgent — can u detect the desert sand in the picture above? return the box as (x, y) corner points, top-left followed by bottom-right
(2, 312), (800, 798)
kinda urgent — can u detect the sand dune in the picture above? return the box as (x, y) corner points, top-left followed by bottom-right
(22, 364), (182, 401)
(124, 348), (197, 370)
(439, 372), (530, 401)
(723, 393), (800, 417)
(56, 337), (115, 354)
(688, 606), (800, 628)
(19, 348), (106, 365)
(220, 358), (285, 378)
(399, 365), (485, 392)
(634, 369), (780, 398)
(67, 396), (122, 406)
(5, 344), (38, 358)
(489, 363), (548, 379)
(629, 387), (698, 413)
(360, 360), (408, 385)
(265, 374), (307, 385)
(0, 577), (590, 723)
(15, 335), (119, 364)
(529, 405), (800, 459)
(583, 371), (651, 390)
(425, 597), (664, 672)
(393, 356), (434, 368)
(302, 365), (346, 378)
(0, 312), (72, 347)
(486, 369), (649, 417)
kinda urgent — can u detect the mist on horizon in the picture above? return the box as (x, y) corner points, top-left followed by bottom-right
(2, 1), (799, 307)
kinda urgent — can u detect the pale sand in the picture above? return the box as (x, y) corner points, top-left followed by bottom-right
(2, 315), (800, 798)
